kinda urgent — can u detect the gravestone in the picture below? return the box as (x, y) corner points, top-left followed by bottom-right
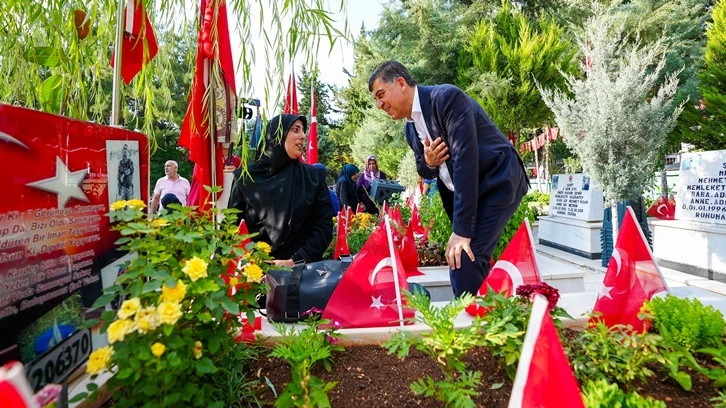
(538, 174), (605, 259)
(653, 150), (726, 281)
(0, 105), (149, 390)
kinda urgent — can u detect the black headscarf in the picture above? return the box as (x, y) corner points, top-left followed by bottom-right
(229, 114), (331, 261)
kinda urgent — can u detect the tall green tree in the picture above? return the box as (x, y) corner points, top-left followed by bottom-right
(682, 0), (726, 150)
(539, 4), (683, 203)
(457, 2), (578, 141)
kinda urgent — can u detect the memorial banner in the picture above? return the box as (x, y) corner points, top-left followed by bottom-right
(548, 174), (604, 222)
(0, 105), (149, 382)
(678, 150), (726, 225)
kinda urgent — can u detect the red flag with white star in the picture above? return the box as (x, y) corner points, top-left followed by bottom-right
(400, 216), (423, 277)
(466, 219), (541, 316)
(591, 207), (669, 331)
(332, 212), (350, 260)
(509, 294), (585, 408)
(646, 195), (676, 220)
(322, 219), (414, 328)
(110, 0), (158, 84)
(284, 71), (298, 115)
(410, 203), (425, 235)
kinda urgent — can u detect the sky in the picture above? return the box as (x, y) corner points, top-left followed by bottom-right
(227, 0), (385, 115)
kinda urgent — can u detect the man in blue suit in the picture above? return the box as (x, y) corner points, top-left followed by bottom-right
(369, 61), (529, 297)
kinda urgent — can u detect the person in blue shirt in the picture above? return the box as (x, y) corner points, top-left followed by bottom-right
(313, 163), (340, 216)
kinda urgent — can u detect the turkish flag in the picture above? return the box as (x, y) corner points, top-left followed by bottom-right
(509, 295), (585, 408)
(400, 217), (423, 277)
(332, 212), (350, 260)
(322, 220), (415, 328)
(380, 201), (390, 219)
(178, 0), (236, 212)
(392, 204), (404, 226)
(306, 92), (318, 164)
(356, 203), (365, 214)
(410, 204), (425, 235)
(591, 207), (669, 332)
(466, 219), (541, 316)
(110, 0), (158, 84)
(284, 72), (298, 114)
(0, 362), (35, 408)
(646, 195), (676, 220)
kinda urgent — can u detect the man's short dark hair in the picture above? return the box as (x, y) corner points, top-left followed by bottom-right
(368, 60), (417, 92)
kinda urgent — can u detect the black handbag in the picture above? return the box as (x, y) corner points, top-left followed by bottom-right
(265, 257), (352, 323)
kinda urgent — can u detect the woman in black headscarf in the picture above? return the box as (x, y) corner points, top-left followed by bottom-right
(335, 163), (360, 210)
(228, 114), (333, 268)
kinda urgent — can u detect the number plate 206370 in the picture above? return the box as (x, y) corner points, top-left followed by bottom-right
(25, 329), (92, 391)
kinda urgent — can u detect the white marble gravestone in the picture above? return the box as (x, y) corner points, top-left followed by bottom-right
(653, 150), (726, 281)
(538, 174), (605, 259)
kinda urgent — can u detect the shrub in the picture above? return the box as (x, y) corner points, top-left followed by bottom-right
(383, 289), (520, 408)
(581, 379), (666, 408)
(492, 199), (536, 262)
(567, 320), (661, 389)
(646, 294), (725, 350)
(418, 190), (452, 248)
(476, 284), (570, 379)
(270, 309), (343, 408)
(74, 198), (271, 408)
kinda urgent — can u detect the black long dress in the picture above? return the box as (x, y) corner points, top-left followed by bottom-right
(228, 114), (333, 262)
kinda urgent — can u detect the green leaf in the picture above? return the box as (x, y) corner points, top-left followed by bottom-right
(195, 357), (218, 375)
(41, 75), (63, 113)
(87, 382), (98, 391)
(163, 324), (173, 337)
(209, 336), (221, 354)
(490, 382), (504, 390)
(197, 312), (212, 323)
(142, 278), (164, 294)
(23, 46), (63, 67)
(220, 297), (240, 315)
(91, 294), (116, 310)
(670, 371), (692, 391)
(116, 368), (134, 380)
(69, 392), (88, 403)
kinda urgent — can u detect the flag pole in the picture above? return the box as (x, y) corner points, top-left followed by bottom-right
(110, 0), (126, 126)
(384, 215), (406, 329)
(207, 58), (217, 208)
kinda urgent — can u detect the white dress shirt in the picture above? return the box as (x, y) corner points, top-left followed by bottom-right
(407, 86), (455, 191)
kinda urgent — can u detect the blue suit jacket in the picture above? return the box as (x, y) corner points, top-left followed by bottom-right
(404, 85), (527, 238)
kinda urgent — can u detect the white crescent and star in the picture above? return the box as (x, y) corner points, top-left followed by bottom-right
(598, 248), (624, 301)
(370, 295), (385, 310)
(492, 260), (525, 290)
(27, 156), (89, 209)
(656, 203), (668, 216)
(0, 131), (29, 149)
(370, 257), (393, 286)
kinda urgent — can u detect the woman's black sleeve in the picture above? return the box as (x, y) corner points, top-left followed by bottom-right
(293, 176), (334, 262)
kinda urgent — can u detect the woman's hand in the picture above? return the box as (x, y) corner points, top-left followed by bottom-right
(271, 259), (294, 268)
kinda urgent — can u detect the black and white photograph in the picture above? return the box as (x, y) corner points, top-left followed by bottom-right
(106, 140), (141, 206)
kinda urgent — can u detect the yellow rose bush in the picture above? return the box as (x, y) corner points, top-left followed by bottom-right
(76, 196), (272, 407)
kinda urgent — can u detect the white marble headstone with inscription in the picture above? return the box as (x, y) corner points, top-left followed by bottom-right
(548, 174), (604, 222)
(677, 150), (726, 225)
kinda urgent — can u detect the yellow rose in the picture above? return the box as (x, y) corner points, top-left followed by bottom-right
(182, 256), (208, 282)
(117, 297), (141, 319)
(159, 280), (187, 304)
(151, 219), (170, 228)
(126, 199), (146, 209)
(151, 342), (166, 357)
(255, 242), (272, 254)
(134, 306), (159, 334)
(244, 263), (264, 283)
(86, 346), (114, 375)
(110, 200), (127, 211)
(157, 301), (183, 326)
(229, 277), (239, 287)
(107, 319), (134, 344)
(193, 341), (203, 359)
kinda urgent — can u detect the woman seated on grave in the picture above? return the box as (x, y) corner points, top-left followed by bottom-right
(228, 114), (333, 268)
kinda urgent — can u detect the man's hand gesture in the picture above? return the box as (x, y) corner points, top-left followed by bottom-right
(446, 232), (475, 270)
(424, 137), (450, 167)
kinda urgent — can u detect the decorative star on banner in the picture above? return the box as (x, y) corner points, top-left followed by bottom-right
(26, 156), (89, 209)
(370, 295), (385, 310)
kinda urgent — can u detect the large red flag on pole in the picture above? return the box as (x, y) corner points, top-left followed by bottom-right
(111, 0), (158, 85)
(508, 294), (585, 408)
(284, 70), (299, 115)
(591, 207), (669, 332)
(306, 91), (318, 164)
(179, 0), (237, 212)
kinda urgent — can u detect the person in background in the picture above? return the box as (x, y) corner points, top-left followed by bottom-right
(228, 114), (333, 267)
(335, 164), (361, 210)
(313, 163), (340, 217)
(151, 160), (191, 214)
(356, 155), (387, 214)
(221, 142), (241, 171)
